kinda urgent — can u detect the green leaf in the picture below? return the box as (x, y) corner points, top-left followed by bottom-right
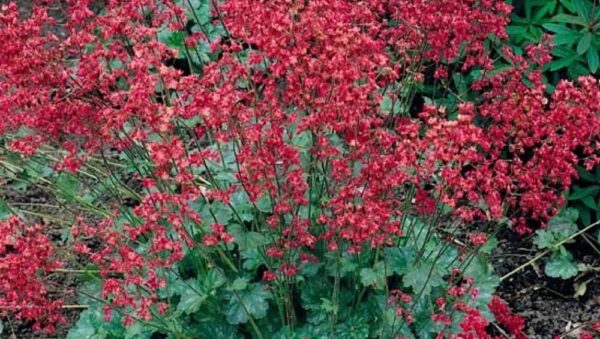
(67, 309), (106, 339)
(577, 33), (592, 55)
(225, 283), (271, 325)
(301, 261), (322, 277)
(572, 0), (593, 21)
(543, 23), (577, 35)
(550, 54), (580, 70)
(325, 251), (358, 278)
(300, 280), (331, 324)
(255, 194), (273, 213)
(124, 322), (153, 339)
(292, 131), (313, 149)
(192, 317), (239, 339)
(241, 248), (262, 270)
(462, 256), (500, 319)
(403, 262), (444, 297)
(0, 198), (11, 220)
(545, 251), (579, 279)
(203, 269), (227, 291)
(176, 280), (208, 315)
(534, 229), (556, 249)
(547, 208), (579, 239)
(580, 203), (592, 225)
(385, 247), (415, 274)
(380, 95), (404, 116)
(320, 297), (338, 314)
(577, 165), (597, 182)
(228, 277), (249, 291)
(533, 3), (551, 22)
(535, 208), (579, 250)
(507, 25), (528, 36)
(76, 279), (103, 304)
(57, 172), (79, 202)
(360, 262), (387, 290)
(554, 45), (579, 56)
(479, 235), (498, 254)
(24, 159), (53, 178)
(582, 195), (597, 210)
(553, 33), (583, 45)
(158, 30), (185, 50)
(228, 224), (265, 251)
(560, 0), (577, 13)
(228, 190), (254, 222)
(587, 47), (599, 73)
(552, 13), (588, 25)
(568, 185), (600, 200)
(199, 201), (233, 225)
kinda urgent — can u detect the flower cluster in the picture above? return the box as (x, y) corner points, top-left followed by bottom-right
(0, 216), (64, 333)
(488, 296), (526, 338)
(439, 296), (526, 339)
(71, 192), (194, 321)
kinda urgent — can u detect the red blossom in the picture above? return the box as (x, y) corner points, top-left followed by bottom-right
(489, 296), (527, 338)
(262, 271), (277, 282)
(0, 216), (64, 333)
(468, 232), (488, 247)
(279, 263), (299, 277)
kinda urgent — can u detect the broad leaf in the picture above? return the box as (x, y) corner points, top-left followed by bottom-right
(360, 261), (387, 290)
(542, 23), (577, 35)
(534, 230), (556, 249)
(176, 279), (208, 315)
(587, 47), (599, 73)
(385, 247), (415, 274)
(403, 262), (444, 297)
(552, 13), (588, 25)
(57, 172), (79, 202)
(568, 185), (600, 200)
(545, 251), (579, 279)
(577, 165), (598, 182)
(228, 224), (265, 251)
(225, 283), (271, 325)
(572, 0), (593, 21)
(68, 309), (104, 339)
(0, 198), (11, 220)
(550, 54), (580, 70)
(577, 33), (592, 55)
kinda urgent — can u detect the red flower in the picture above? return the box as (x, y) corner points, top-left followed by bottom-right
(279, 263), (299, 277)
(262, 271), (277, 282)
(489, 296), (527, 338)
(468, 232), (488, 247)
(0, 217), (64, 333)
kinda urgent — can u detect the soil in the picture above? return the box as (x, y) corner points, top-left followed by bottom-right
(492, 229), (600, 338)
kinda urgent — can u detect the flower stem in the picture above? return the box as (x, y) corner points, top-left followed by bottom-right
(501, 219), (600, 281)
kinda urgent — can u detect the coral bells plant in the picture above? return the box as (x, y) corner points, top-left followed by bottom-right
(0, 0), (598, 337)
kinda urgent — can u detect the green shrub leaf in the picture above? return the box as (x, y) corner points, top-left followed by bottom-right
(587, 47), (599, 73)
(577, 33), (592, 55)
(226, 283), (271, 325)
(545, 251), (579, 279)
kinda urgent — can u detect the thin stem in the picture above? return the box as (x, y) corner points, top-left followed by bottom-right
(501, 219), (600, 281)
